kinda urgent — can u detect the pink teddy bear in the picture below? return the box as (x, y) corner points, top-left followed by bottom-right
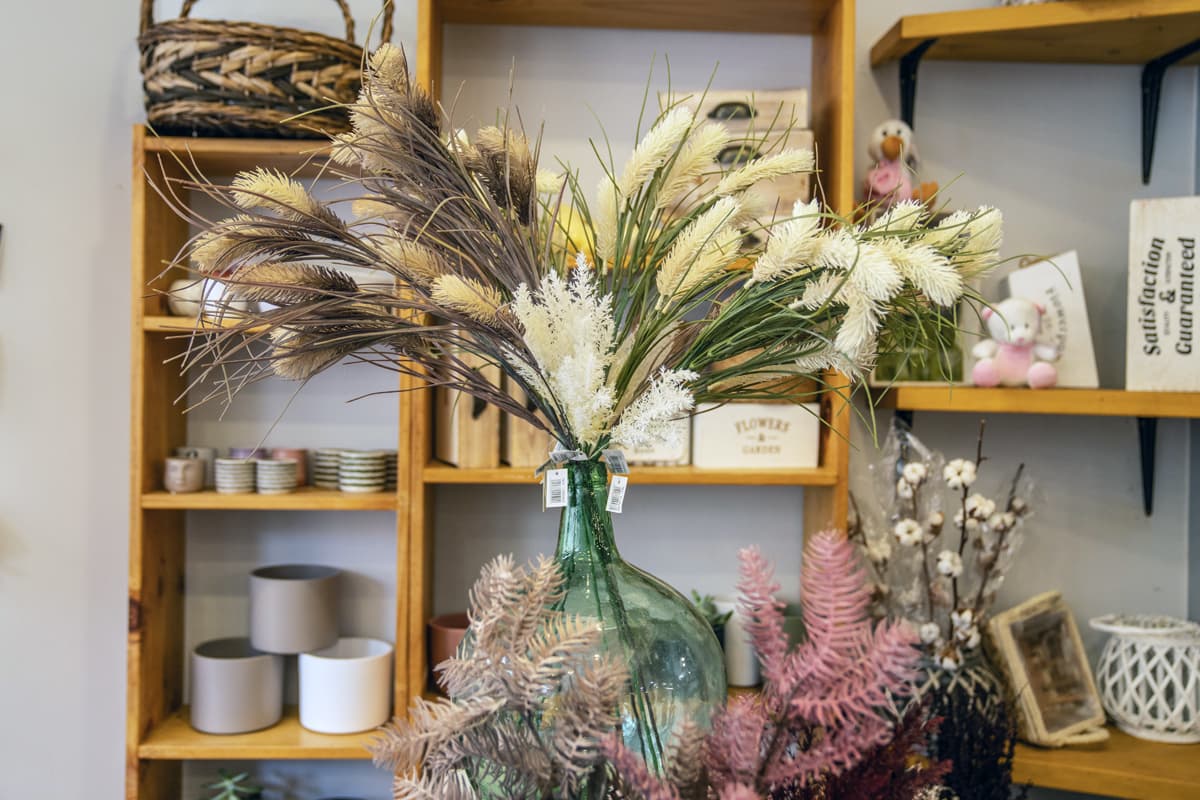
(971, 297), (1059, 389)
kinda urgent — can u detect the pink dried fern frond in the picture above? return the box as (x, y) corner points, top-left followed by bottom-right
(603, 734), (683, 800)
(736, 546), (789, 683)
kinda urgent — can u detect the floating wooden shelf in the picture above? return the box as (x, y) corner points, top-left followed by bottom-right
(142, 132), (332, 176)
(141, 486), (396, 511)
(1013, 727), (1200, 799)
(870, 0), (1200, 66)
(877, 386), (1200, 419)
(434, 0), (836, 34)
(422, 460), (841, 486)
(138, 708), (375, 760)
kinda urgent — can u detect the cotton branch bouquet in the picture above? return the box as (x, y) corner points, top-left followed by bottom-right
(849, 422), (1032, 671)
(376, 535), (952, 800)
(167, 44), (1003, 455)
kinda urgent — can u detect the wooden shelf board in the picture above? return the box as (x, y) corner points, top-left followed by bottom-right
(1013, 727), (1200, 799)
(435, 0), (835, 34)
(138, 707), (375, 760)
(143, 315), (265, 335)
(141, 129), (333, 176)
(871, 0), (1200, 67)
(878, 386), (1200, 419)
(422, 460), (839, 486)
(142, 486), (397, 511)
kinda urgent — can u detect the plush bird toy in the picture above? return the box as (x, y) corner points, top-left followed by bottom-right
(863, 119), (938, 210)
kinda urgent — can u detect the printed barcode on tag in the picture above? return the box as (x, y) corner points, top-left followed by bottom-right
(603, 449), (629, 475)
(545, 469), (568, 509)
(606, 475), (628, 514)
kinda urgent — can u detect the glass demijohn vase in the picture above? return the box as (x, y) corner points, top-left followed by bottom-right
(554, 459), (726, 776)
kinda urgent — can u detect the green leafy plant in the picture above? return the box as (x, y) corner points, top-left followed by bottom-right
(689, 590), (732, 629)
(201, 770), (261, 800)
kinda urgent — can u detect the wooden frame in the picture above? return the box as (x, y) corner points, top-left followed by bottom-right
(989, 591), (1107, 747)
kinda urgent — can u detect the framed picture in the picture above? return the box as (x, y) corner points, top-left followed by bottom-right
(988, 591), (1108, 747)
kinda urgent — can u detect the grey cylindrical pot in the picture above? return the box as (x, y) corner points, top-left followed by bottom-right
(249, 564), (340, 654)
(190, 637), (284, 734)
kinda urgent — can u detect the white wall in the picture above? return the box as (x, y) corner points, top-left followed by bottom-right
(0, 1), (1194, 798)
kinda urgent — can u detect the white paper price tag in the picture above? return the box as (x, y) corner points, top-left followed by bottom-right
(603, 449), (629, 475)
(606, 475), (628, 514)
(544, 468), (568, 509)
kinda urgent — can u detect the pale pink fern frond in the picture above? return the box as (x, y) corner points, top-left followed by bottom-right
(717, 783), (763, 800)
(735, 546), (789, 682)
(602, 734), (683, 800)
(703, 693), (768, 788)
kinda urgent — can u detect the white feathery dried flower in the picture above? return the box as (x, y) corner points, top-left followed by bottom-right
(619, 106), (694, 198)
(893, 518), (923, 547)
(714, 149), (814, 196)
(432, 275), (505, 323)
(750, 198), (823, 283)
(536, 170), (566, 195)
(610, 368), (698, 450)
(936, 550), (964, 578)
(373, 235), (446, 285)
(867, 200), (927, 233)
(958, 206), (1004, 276)
(511, 255), (617, 447)
(877, 237), (964, 307)
(944, 458), (977, 489)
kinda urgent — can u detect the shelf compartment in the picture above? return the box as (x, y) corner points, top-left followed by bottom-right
(1013, 727), (1200, 799)
(143, 315), (266, 335)
(423, 460), (840, 486)
(138, 707), (375, 760)
(142, 487), (396, 511)
(877, 386), (1200, 419)
(435, 0), (836, 34)
(871, 0), (1200, 67)
(141, 130), (333, 177)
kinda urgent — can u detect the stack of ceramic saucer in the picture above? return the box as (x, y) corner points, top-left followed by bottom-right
(338, 450), (386, 493)
(384, 450), (398, 490)
(256, 459), (299, 495)
(312, 449), (342, 489)
(215, 458), (256, 494)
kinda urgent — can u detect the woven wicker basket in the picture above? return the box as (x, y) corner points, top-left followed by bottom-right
(138, 0), (392, 139)
(1091, 614), (1200, 743)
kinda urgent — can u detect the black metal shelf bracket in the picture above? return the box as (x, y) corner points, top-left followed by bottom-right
(899, 38), (938, 129)
(1141, 38), (1200, 184)
(1136, 417), (1158, 516)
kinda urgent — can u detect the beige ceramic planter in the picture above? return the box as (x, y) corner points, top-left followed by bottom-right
(190, 637), (283, 734)
(249, 564), (340, 654)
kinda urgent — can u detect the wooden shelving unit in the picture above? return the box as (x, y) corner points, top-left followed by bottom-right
(878, 386), (1200, 419)
(1013, 727), (1200, 800)
(129, 3), (859, 798)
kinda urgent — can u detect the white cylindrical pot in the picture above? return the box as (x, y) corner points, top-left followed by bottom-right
(249, 565), (340, 654)
(299, 637), (394, 734)
(714, 597), (761, 687)
(190, 637), (284, 734)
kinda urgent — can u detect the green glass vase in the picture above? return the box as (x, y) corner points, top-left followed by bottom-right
(554, 459), (726, 774)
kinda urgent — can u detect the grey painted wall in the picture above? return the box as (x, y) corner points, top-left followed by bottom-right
(0, 0), (1194, 798)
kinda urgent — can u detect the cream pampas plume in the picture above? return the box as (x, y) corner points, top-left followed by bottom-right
(878, 239), (964, 307)
(656, 122), (731, 210)
(432, 274), (506, 323)
(715, 149), (814, 197)
(229, 263), (358, 306)
(371, 235), (447, 286)
(593, 179), (619, 263)
(751, 199), (823, 283)
(619, 106), (694, 197)
(231, 168), (343, 228)
(655, 196), (741, 305)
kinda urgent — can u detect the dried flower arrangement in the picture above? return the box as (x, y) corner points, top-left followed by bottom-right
(850, 421), (1031, 671)
(162, 44), (1003, 459)
(606, 533), (946, 800)
(372, 555), (628, 798)
(402, 533), (950, 799)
